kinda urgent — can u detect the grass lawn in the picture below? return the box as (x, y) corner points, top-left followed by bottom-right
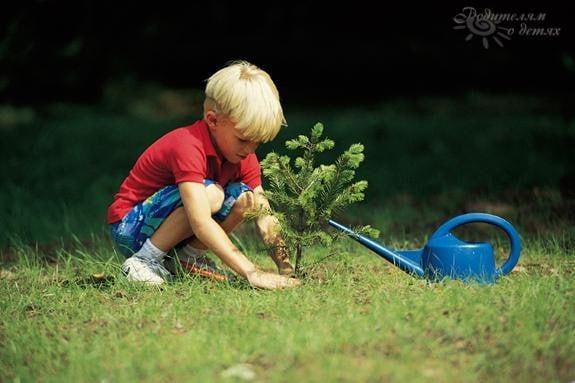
(1, 233), (573, 382)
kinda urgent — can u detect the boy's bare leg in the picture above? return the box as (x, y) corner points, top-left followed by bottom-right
(149, 184), (251, 253)
(148, 207), (193, 252)
(149, 183), (224, 252)
(186, 191), (255, 250)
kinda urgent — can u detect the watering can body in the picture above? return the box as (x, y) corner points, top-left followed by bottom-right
(328, 213), (521, 284)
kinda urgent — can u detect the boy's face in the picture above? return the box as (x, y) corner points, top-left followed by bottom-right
(205, 111), (260, 164)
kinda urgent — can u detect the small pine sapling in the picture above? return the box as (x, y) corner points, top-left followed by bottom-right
(259, 122), (378, 273)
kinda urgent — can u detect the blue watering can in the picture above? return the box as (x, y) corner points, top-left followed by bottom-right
(328, 213), (521, 284)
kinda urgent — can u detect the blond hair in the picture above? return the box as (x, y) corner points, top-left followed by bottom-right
(204, 60), (286, 143)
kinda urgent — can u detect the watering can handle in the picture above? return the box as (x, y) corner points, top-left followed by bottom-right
(429, 213), (521, 277)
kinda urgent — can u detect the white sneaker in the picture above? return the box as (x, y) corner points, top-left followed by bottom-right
(121, 256), (171, 285)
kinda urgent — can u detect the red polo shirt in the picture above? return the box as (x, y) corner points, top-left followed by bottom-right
(107, 119), (261, 223)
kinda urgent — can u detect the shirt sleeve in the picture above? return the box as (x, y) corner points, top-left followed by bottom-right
(168, 139), (206, 184)
(240, 154), (262, 189)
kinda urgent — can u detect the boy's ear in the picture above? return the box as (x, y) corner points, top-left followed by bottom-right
(205, 110), (217, 128)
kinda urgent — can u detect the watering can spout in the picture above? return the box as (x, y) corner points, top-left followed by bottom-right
(328, 219), (425, 277)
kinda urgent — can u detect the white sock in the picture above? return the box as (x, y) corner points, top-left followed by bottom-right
(135, 238), (166, 261)
(182, 245), (206, 261)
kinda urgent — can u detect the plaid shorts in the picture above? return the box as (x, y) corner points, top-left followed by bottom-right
(109, 180), (252, 257)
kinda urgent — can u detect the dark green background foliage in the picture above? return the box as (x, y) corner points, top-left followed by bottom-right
(1, 91), (573, 248)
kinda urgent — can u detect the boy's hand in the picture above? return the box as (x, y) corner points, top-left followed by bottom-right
(246, 270), (300, 289)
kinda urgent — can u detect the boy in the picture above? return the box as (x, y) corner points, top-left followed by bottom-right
(108, 61), (299, 290)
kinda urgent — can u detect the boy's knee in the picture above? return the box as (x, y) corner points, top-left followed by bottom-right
(233, 191), (256, 216)
(206, 183), (225, 214)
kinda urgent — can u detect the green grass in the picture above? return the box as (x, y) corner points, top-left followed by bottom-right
(1, 233), (573, 382)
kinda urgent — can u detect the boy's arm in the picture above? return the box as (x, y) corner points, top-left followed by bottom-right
(253, 186), (295, 275)
(178, 182), (299, 288)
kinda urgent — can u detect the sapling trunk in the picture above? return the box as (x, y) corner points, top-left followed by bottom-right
(295, 243), (303, 274)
